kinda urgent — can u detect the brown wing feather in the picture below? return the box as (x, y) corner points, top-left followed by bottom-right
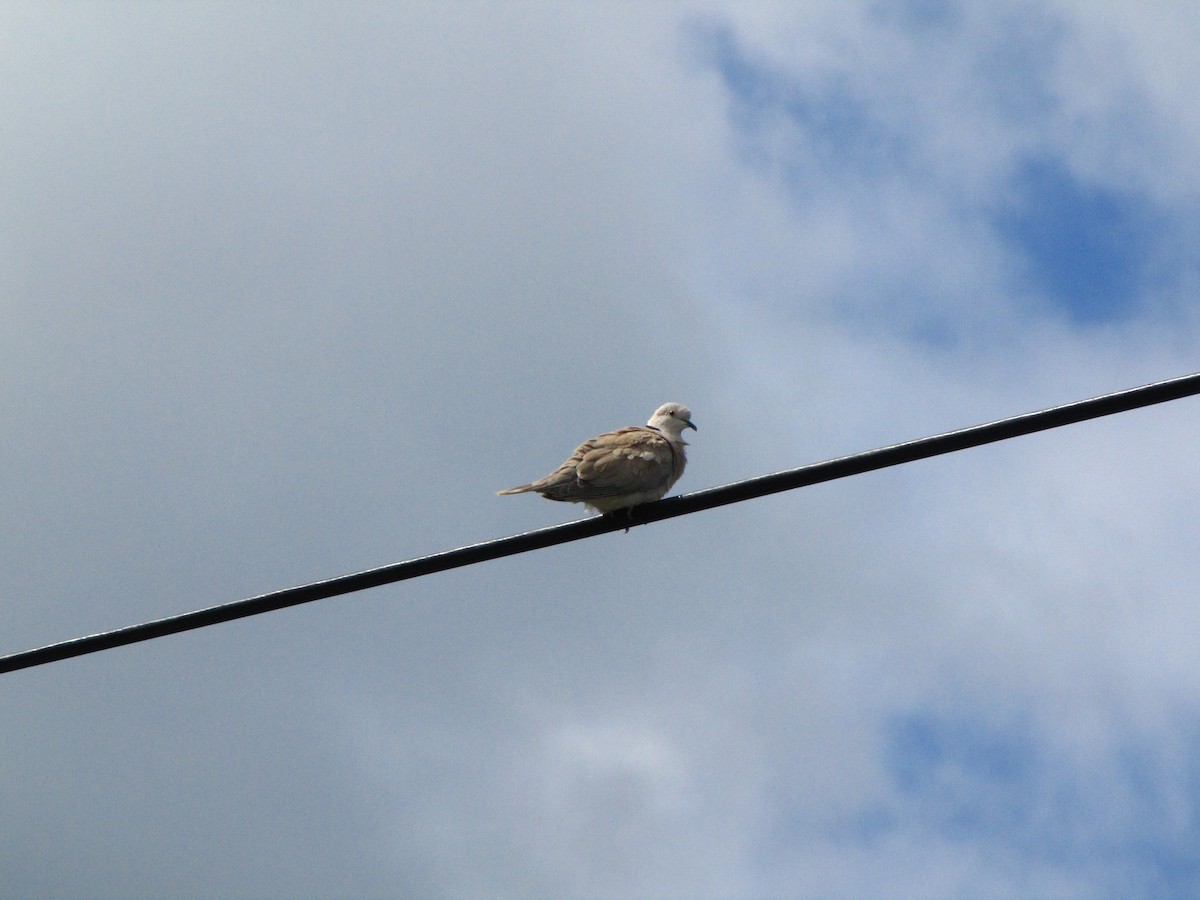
(522, 426), (680, 503)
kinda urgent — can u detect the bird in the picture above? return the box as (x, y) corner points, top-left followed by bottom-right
(497, 403), (697, 514)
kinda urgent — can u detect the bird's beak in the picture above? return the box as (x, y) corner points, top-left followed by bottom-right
(685, 419), (697, 431)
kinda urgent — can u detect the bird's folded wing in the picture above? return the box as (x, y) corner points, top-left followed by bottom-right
(547, 427), (675, 500)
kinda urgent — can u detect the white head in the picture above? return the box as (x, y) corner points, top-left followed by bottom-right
(647, 402), (697, 440)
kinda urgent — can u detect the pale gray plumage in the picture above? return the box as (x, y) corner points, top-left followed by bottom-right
(498, 403), (697, 513)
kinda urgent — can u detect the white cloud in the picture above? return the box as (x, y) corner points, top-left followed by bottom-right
(4, 2), (1200, 897)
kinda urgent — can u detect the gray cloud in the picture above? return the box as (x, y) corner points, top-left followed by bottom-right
(5, 3), (1200, 897)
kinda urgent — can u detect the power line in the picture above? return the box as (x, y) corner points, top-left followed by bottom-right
(4, 370), (1200, 676)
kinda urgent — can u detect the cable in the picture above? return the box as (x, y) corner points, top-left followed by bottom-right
(4, 370), (1200, 675)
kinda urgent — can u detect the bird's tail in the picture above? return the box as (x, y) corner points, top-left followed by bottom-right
(496, 484), (536, 496)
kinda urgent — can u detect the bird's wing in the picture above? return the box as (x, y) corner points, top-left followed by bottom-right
(531, 426), (679, 501)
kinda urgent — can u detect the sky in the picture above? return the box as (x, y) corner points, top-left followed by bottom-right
(4, 1), (1200, 897)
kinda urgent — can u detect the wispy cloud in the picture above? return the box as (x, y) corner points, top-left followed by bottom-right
(6, 3), (1200, 898)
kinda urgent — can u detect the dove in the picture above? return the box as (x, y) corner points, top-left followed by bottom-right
(498, 403), (696, 514)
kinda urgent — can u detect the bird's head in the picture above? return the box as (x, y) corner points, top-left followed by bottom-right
(648, 402), (697, 440)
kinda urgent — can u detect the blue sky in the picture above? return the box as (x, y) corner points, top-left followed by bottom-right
(5, 2), (1200, 897)
(696, 9), (1196, 337)
(998, 156), (1161, 324)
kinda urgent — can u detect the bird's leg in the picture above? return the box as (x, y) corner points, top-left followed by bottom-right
(602, 507), (637, 533)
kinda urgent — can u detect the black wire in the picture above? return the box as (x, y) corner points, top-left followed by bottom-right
(4, 370), (1200, 675)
